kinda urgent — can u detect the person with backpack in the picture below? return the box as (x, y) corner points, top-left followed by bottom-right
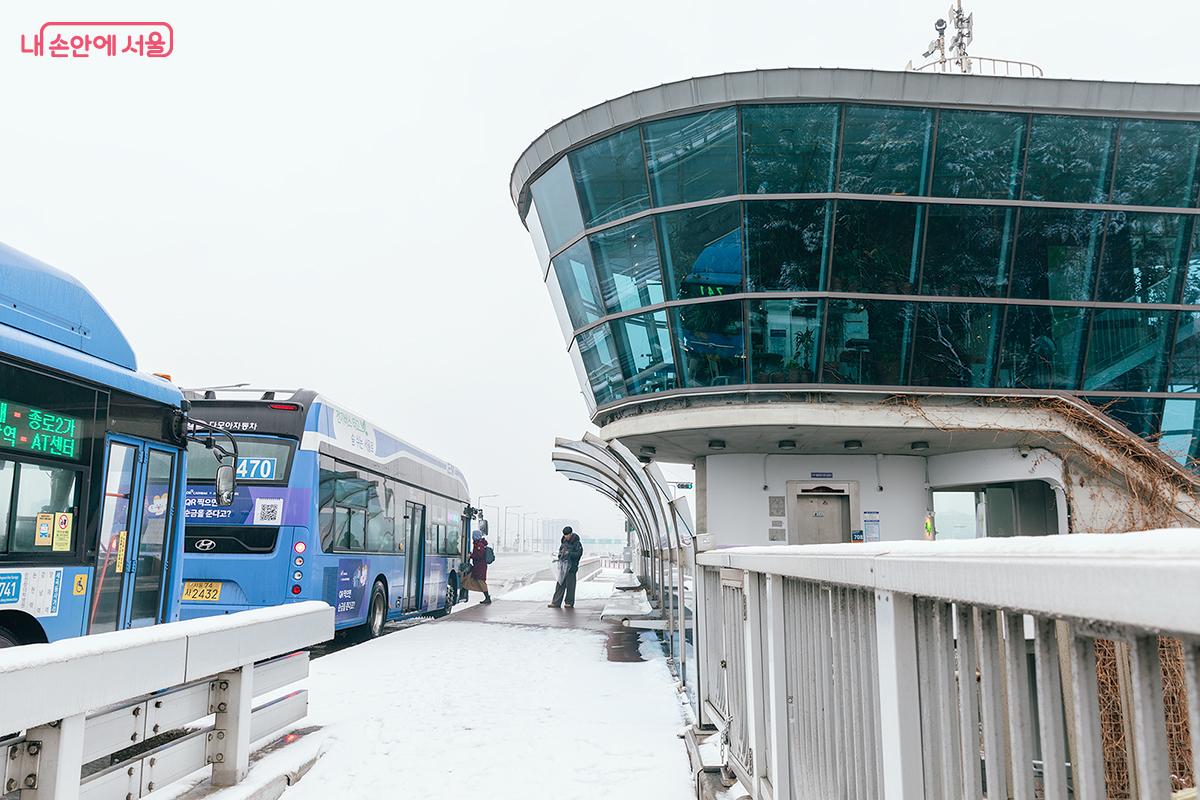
(548, 526), (584, 608)
(465, 530), (493, 605)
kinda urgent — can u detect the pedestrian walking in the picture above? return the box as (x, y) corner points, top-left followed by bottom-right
(549, 526), (583, 608)
(463, 530), (493, 605)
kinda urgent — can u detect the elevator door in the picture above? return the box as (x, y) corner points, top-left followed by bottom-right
(793, 494), (851, 544)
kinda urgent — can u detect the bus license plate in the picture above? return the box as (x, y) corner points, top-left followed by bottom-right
(182, 581), (222, 602)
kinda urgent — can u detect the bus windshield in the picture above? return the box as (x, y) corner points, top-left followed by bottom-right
(186, 437), (295, 484)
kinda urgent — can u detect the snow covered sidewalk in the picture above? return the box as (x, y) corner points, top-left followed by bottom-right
(175, 596), (694, 800)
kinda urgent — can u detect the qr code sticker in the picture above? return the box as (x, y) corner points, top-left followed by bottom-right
(253, 498), (284, 526)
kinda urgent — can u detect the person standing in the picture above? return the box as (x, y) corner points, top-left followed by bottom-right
(467, 531), (492, 605)
(549, 526), (583, 608)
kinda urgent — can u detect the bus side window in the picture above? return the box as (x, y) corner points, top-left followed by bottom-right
(318, 465), (337, 551)
(365, 476), (394, 552)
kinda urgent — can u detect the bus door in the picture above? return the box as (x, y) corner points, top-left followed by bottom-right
(402, 501), (426, 612)
(88, 438), (179, 634)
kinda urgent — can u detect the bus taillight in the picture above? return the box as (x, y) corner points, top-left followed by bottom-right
(269, 403), (300, 411)
(294, 541), (306, 554)
(291, 584), (302, 595)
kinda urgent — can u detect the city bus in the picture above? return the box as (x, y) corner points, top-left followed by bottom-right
(0, 242), (230, 647)
(180, 389), (472, 637)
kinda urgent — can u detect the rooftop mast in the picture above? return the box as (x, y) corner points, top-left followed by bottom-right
(907, 1), (1043, 78)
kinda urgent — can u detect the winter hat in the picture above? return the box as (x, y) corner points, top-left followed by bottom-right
(472, 530), (483, 541)
(562, 526), (573, 535)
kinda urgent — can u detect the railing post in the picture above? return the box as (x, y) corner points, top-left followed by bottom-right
(763, 574), (790, 800)
(742, 571), (767, 797)
(874, 590), (924, 800)
(18, 713), (85, 800)
(211, 662), (254, 786)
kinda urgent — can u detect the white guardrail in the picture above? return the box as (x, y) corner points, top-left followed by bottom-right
(0, 601), (334, 800)
(695, 532), (1200, 800)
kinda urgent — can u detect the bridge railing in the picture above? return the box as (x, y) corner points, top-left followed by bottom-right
(1, 601), (334, 800)
(696, 532), (1200, 800)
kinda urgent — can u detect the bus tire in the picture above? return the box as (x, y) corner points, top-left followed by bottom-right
(0, 625), (20, 648)
(365, 581), (387, 639)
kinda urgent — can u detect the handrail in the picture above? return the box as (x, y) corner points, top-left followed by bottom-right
(908, 55), (1044, 77)
(1, 602), (334, 799)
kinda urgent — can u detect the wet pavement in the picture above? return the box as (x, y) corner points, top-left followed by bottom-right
(449, 596), (644, 662)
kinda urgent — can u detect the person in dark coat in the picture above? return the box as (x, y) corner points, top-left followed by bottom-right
(549, 526), (584, 608)
(468, 531), (492, 605)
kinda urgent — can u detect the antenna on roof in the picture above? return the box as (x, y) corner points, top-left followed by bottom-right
(907, 1), (1043, 78)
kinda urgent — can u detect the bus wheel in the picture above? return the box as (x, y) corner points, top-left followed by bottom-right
(431, 578), (456, 619)
(0, 625), (20, 648)
(365, 582), (387, 639)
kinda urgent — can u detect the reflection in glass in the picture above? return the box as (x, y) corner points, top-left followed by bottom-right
(822, 300), (913, 385)
(0, 460), (12, 552)
(920, 204), (1014, 297)
(1085, 397), (1164, 440)
(1096, 213), (1188, 303)
(591, 218), (664, 314)
(90, 443), (137, 634)
(997, 305), (1087, 390)
(910, 303), (1002, 387)
(1023, 115), (1117, 203)
(570, 127), (651, 227)
(10, 462), (78, 553)
(1009, 208), (1103, 301)
(931, 110), (1026, 199)
(742, 104), (838, 194)
(1083, 308), (1171, 392)
(657, 203), (743, 300)
(551, 239), (603, 330)
(129, 449), (174, 627)
(611, 311), (677, 395)
(1160, 399), (1200, 466)
(829, 200), (922, 294)
(1111, 119), (1200, 208)
(745, 201), (829, 291)
(1184, 223), (1200, 305)
(644, 108), (738, 206)
(672, 300), (745, 387)
(577, 323), (626, 406)
(1168, 312), (1200, 392)
(838, 105), (933, 196)
(749, 299), (822, 383)
(530, 158), (584, 253)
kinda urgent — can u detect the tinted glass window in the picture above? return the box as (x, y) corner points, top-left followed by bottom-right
(657, 203), (743, 300)
(920, 204), (1014, 297)
(530, 158), (585, 253)
(672, 300), (745, 387)
(185, 437), (294, 483)
(829, 200), (922, 294)
(1083, 308), (1171, 392)
(129, 449), (174, 626)
(910, 303), (1002, 388)
(10, 461), (78, 553)
(570, 127), (650, 227)
(0, 460), (12, 552)
(1160, 399), (1200, 465)
(838, 105), (932, 196)
(577, 323), (626, 407)
(551, 239), (603, 330)
(931, 110), (1026, 199)
(745, 200), (829, 291)
(1111, 119), (1200, 208)
(1168, 312), (1200, 392)
(822, 300), (913, 385)
(742, 104), (838, 194)
(336, 470), (368, 508)
(1010, 208), (1103, 301)
(591, 218), (664, 314)
(1023, 115), (1117, 204)
(644, 108), (738, 206)
(1096, 212), (1188, 304)
(334, 507), (365, 551)
(997, 305), (1087, 390)
(365, 477), (395, 552)
(1184, 223), (1200, 306)
(749, 299), (822, 383)
(612, 311), (677, 395)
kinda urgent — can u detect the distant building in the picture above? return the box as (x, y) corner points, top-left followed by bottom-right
(538, 518), (580, 552)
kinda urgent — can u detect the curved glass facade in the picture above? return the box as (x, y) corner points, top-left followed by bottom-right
(522, 101), (1200, 466)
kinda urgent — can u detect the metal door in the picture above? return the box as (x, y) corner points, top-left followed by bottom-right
(403, 501), (426, 612)
(792, 494), (851, 544)
(123, 446), (178, 628)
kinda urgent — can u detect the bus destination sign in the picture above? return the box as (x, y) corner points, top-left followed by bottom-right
(0, 399), (82, 460)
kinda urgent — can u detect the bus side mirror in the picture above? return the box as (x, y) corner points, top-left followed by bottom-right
(215, 464), (236, 506)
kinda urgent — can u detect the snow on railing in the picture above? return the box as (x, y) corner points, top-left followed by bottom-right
(695, 532), (1200, 800)
(0, 602), (334, 799)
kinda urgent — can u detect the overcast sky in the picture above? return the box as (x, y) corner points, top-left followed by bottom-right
(4, 1), (1198, 542)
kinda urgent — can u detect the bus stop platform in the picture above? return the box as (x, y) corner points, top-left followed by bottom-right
(161, 576), (694, 800)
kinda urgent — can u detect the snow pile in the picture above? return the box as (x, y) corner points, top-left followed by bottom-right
(276, 620), (693, 799)
(601, 590), (654, 621)
(498, 579), (616, 602)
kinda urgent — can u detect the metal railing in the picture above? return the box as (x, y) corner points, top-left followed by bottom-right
(908, 56), (1044, 77)
(695, 533), (1200, 799)
(1, 602), (334, 799)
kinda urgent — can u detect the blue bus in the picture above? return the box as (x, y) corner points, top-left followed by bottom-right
(180, 389), (472, 636)
(0, 243), (231, 646)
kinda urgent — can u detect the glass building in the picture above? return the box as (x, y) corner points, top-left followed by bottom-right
(511, 69), (1200, 469)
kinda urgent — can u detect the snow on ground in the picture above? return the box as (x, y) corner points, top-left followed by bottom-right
(277, 619), (693, 800)
(499, 578), (616, 602)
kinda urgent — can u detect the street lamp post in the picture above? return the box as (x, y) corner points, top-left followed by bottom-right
(502, 505), (523, 551)
(519, 511), (538, 553)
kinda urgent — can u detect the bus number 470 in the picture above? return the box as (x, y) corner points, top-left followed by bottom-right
(235, 458), (277, 481)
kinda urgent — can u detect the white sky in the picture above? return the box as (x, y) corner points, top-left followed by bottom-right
(4, 1), (1198, 541)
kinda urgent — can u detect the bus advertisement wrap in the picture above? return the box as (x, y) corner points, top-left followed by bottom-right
(184, 486), (311, 526)
(335, 558), (368, 622)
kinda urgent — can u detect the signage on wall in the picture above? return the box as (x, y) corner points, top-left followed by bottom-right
(811, 472), (833, 479)
(863, 511), (881, 543)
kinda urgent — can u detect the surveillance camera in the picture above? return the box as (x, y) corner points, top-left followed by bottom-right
(1018, 445), (1032, 458)
(934, 18), (947, 33)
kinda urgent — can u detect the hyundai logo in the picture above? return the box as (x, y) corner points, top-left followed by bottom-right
(195, 539), (217, 552)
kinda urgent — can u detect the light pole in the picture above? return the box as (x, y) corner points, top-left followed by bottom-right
(520, 511), (538, 553)
(502, 505), (523, 551)
(476, 492), (498, 508)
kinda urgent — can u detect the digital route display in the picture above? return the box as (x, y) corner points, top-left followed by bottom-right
(0, 399), (82, 460)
